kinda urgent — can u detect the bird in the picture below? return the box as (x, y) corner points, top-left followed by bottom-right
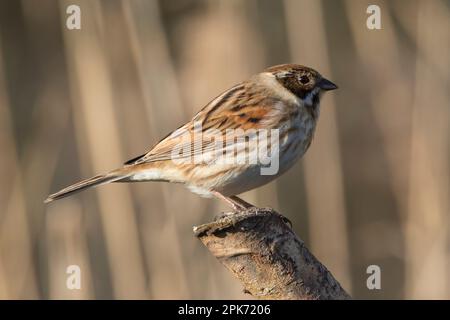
(45, 64), (337, 211)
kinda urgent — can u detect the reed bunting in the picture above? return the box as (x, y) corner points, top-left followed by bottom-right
(45, 64), (337, 210)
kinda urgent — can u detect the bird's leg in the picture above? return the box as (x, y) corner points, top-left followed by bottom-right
(229, 195), (291, 227)
(211, 191), (247, 212)
(228, 195), (255, 209)
(211, 192), (291, 226)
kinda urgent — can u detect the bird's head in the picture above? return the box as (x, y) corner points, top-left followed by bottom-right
(265, 64), (337, 110)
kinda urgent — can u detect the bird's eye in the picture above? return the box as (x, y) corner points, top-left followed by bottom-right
(299, 75), (310, 84)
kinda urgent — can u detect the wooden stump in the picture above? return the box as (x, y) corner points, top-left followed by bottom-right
(194, 207), (350, 300)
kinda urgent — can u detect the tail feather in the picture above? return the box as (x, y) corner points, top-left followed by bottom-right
(45, 172), (126, 203)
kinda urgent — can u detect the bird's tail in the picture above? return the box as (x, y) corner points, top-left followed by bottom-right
(44, 169), (129, 203)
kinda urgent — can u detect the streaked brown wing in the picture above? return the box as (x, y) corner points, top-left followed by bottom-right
(124, 81), (286, 165)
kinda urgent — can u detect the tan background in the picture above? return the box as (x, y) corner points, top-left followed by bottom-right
(0, 0), (448, 299)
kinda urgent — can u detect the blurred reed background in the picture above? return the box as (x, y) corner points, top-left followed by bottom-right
(0, 0), (448, 299)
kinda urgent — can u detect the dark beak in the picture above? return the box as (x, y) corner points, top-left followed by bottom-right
(318, 78), (338, 91)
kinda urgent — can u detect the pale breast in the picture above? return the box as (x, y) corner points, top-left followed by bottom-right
(197, 105), (317, 197)
(277, 108), (316, 176)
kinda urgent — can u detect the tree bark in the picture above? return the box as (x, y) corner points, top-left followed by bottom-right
(193, 207), (351, 300)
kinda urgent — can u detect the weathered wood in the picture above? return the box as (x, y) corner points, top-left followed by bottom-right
(194, 207), (350, 300)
